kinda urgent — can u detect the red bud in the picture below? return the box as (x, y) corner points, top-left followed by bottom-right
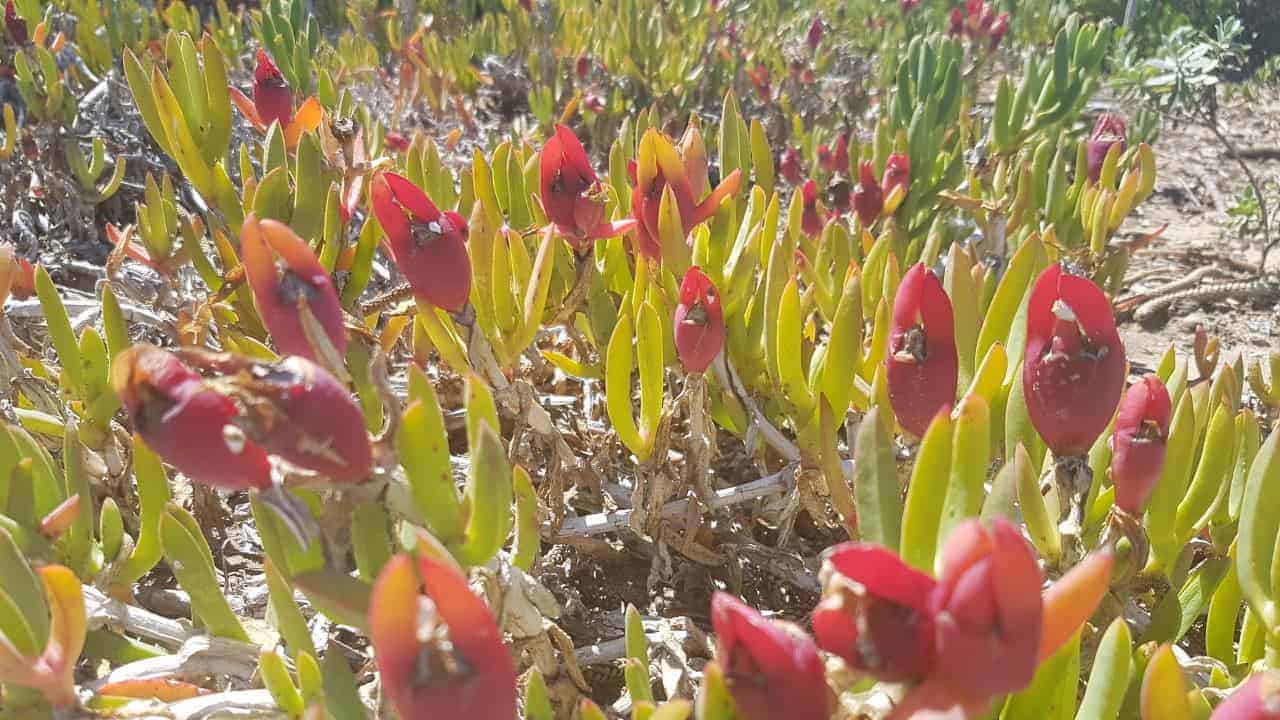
(252, 50), (293, 129)
(814, 544), (938, 683)
(575, 53), (590, 81)
(384, 132), (411, 153)
(370, 552), (516, 720)
(370, 172), (472, 312)
(882, 153), (910, 200)
(4, 0), (26, 45)
(852, 161), (883, 227)
(1022, 264), (1127, 457)
(1087, 114), (1128, 183)
(674, 266), (725, 374)
(780, 146), (803, 185)
(832, 133), (850, 174)
(817, 144), (834, 173)
(113, 347), (272, 491)
(989, 11), (1010, 48)
(1210, 670), (1280, 719)
(711, 592), (831, 720)
(948, 8), (964, 35)
(806, 13), (824, 49)
(241, 214), (346, 362)
(886, 263), (958, 438)
(929, 517), (1043, 698)
(800, 179), (825, 238)
(1110, 375), (1172, 515)
(901, 0), (920, 12)
(746, 65), (771, 102)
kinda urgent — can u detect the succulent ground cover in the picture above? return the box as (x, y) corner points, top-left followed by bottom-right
(0, 0), (1279, 718)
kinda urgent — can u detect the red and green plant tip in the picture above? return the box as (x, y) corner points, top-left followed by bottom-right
(1023, 263), (1126, 457)
(813, 544), (938, 682)
(1087, 113), (1128, 183)
(929, 517), (1043, 699)
(251, 50), (293, 129)
(673, 266), (725, 375)
(114, 347), (373, 488)
(1110, 375), (1172, 515)
(0, 566), (86, 709)
(780, 146), (803, 185)
(113, 346), (273, 491)
(241, 214), (346, 362)
(886, 263), (958, 438)
(801, 179), (825, 237)
(4, 0), (26, 46)
(1209, 670), (1280, 719)
(539, 124), (635, 253)
(369, 551), (516, 720)
(853, 161), (884, 227)
(628, 127), (742, 261)
(711, 592), (831, 720)
(882, 153), (910, 211)
(370, 172), (472, 313)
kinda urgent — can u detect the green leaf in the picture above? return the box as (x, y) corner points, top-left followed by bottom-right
(938, 395), (991, 549)
(160, 503), (249, 642)
(113, 437), (171, 591)
(1074, 618), (1131, 720)
(853, 407), (901, 551)
(455, 424), (513, 567)
(35, 266), (82, 395)
(265, 557), (315, 659)
(292, 569), (372, 630)
(901, 407), (953, 572)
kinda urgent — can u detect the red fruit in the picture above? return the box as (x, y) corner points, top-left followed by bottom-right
(886, 263), (958, 438)
(673, 266), (725, 374)
(800, 179), (824, 237)
(832, 133), (850, 175)
(583, 93), (606, 113)
(1110, 375), (1172, 515)
(806, 13), (824, 49)
(240, 214), (346, 363)
(1087, 114), (1128, 183)
(384, 132), (411, 152)
(540, 124), (604, 248)
(114, 347), (272, 491)
(852, 161), (883, 227)
(1209, 670), (1280, 719)
(990, 11), (1010, 48)
(814, 544), (938, 683)
(948, 8), (965, 35)
(780, 146), (803, 185)
(817, 144), (834, 173)
(746, 65), (771, 102)
(370, 552), (517, 720)
(575, 52), (590, 81)
(1022, 264), (1127, 457)
(370, 172), (472, 312)
(929, 517), (1044, 698)
(882, 153), (910, 201)
(711, 592), (831, 720)
(238, 355), (373, 483)
(901, 0), (920, 12)
(4, 0), (26, 45)
(252, 50), (293, 129)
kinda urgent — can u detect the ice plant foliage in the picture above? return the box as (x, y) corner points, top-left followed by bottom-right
(1110, 375), (1172, 515)
(1023, 263), (1127, 457)
(241, 214), (346, 362)
(113, 347), (373, 489)
(371, 172), (473, 312)
(673, 266), (725, 374)
(1087, 113), (1128, 183)
(539, 124), (634, 252)
(370, 551), (516, 720)
(628, 127), (742, 260)
(711, 592), (831, 720)
(886, 263), (958, 438)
